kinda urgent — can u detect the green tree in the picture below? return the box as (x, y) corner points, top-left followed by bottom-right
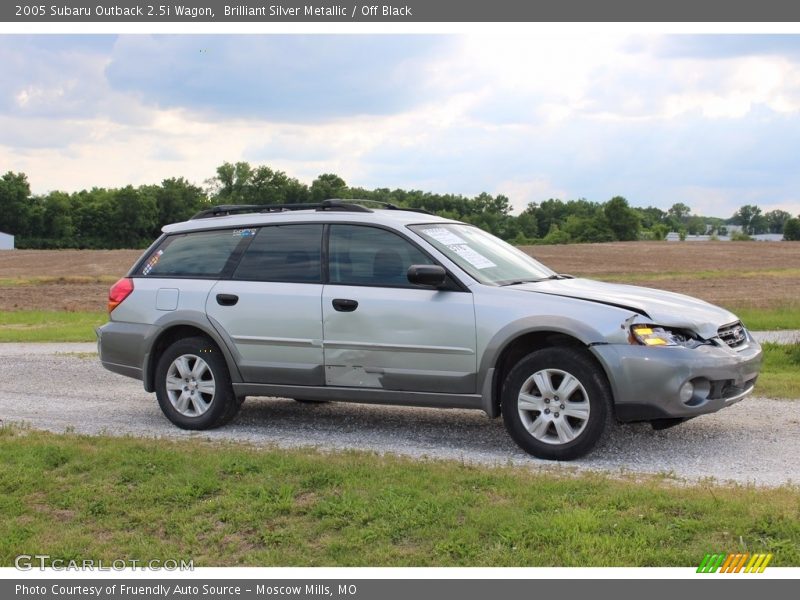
(42, 191), (75, 244)
(112, 186), (158, 248)
(637, 206), (667, 229)
(667, 202), (691, 223)
(524, 199), (569, 238)
(310, 173), (349, 201)
(156, 178), (207, 226)
(764, 209), (791, 234)
(732, 204), (764, 235)
(516, 211), (538, 240)
(71, 188), (116, 248)
(0, 171), (32, 235)
(783, 218), (800, 241)
(603, 196), (640, 241)
(686, 216), (707, 236)
(211, 161), (253, 204)
(651, 224), (669, 240)
(563, 214), (615, 243)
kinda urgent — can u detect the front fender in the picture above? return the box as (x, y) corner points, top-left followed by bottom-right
(477, 315), (613, 416)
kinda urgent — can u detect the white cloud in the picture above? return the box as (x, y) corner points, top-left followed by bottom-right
(2, 33), (800, 219)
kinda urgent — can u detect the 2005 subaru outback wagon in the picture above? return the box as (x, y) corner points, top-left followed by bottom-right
(97, 200), (763, 460)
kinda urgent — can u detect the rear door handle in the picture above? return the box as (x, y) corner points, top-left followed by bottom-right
(216, 293), (239, 306)
(332, 298), (358, 312)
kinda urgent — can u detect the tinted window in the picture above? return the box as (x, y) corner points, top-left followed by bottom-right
(141, 229), (244, 278)
(233, 224), (323, 283)
(329, 225), (434, 287)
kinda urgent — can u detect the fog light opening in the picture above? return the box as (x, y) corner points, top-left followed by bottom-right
(679, 381), (694, 404)
(682, 377), (712, 407)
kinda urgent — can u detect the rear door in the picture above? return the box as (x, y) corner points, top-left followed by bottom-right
(322, 224), (477, 393)
(206, 224), (325, 385)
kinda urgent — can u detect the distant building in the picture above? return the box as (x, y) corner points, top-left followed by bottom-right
(0, 231), (14, 250)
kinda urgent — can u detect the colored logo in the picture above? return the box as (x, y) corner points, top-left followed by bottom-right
(697, 553), (773, 573)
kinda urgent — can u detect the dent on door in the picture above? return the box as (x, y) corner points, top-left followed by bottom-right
(322, 287), (477, 393)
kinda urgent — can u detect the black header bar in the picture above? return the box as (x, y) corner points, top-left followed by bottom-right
(4, 0), (800, 23)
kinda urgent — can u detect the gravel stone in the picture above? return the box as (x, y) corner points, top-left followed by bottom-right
(0, 343), (797, 488)
(750, 330), (800, 345)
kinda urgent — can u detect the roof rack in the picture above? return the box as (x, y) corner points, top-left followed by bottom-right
(190, 199), (372, 220)
(363, 200), (433, 215)
(190, 198), (434, 220)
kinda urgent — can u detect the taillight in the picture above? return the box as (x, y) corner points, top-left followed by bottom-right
(108, 278), (134, 313)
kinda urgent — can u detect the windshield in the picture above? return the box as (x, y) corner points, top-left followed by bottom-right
(409, 223), (556, 285)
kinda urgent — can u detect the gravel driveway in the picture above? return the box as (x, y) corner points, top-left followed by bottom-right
(1, 342), (798, 488)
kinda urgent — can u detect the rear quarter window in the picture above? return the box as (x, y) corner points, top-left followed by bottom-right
(139, 229), (249, 278)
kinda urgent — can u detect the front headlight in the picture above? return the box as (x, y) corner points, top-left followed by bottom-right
(629, 325), (678, 346)
(629, 324), (703, 347)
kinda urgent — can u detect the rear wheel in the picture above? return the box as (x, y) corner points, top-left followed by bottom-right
(501, 346), (611, 461)
(155, 336), (241, 429)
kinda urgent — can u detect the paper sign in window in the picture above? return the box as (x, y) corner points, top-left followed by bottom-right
(450, 245), (497, 269)
(421, 227), (468, 247)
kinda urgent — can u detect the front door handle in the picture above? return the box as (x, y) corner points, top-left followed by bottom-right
(332, 298), (358, 312)
(216, 293), (239, 306)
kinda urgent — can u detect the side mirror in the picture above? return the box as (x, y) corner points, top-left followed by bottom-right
(407, 264), (447, 288)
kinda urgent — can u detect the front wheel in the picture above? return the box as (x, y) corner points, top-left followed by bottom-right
(155, 336), (241, 430)
(501, 346), (611, 461)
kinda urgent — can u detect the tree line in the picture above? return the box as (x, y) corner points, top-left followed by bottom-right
(1, 163), (799, 249)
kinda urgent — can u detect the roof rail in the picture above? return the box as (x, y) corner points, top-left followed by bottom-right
(190, 199), (373, 220)
(361, 200), (433, 215)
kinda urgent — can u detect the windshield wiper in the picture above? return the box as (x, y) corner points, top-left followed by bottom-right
(498, 274), (572, 286)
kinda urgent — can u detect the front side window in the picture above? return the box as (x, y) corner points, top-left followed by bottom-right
(328, 225), (434, 287)
(140, 229), (244, 278)
(410, 223), (555, 285)
(233, 224), (323, 283)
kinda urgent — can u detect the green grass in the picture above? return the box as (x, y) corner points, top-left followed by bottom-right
(757, 344), (800, 400)
(597, 268), (800, 283)
(730, 306), (800, 331)
(0, 311), (105, 342)
(0, 427), (798, 567)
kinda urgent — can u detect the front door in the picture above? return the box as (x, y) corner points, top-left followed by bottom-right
(322, 224), (477, 393)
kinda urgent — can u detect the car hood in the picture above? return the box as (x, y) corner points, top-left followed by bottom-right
(511, 278), (739, 340)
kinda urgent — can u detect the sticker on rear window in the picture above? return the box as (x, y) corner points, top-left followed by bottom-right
(142, 249), (163, 275)
(421, 227), (467, 247)
(449, 245), (497, 269)
(233, 228), (257, 237)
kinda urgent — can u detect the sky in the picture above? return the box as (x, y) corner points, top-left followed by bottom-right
(2, 33), (800, 217)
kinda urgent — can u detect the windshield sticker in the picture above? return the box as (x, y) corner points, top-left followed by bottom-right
(233, 228), (257, 237)
(450, 245), (497, 269)
(142, 249), (164, 276)
(422, 227), (468, 247)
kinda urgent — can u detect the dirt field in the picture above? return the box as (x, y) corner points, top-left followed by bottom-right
(524, 242), (800, 310)
(0, 243), (797, 312)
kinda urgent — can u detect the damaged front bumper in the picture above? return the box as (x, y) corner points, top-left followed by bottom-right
(590, 336), (763, 423)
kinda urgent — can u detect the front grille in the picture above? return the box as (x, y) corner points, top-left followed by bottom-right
(718, 322), (747, 348)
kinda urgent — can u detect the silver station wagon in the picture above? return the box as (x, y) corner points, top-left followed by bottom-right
(97, 200), (763, 460)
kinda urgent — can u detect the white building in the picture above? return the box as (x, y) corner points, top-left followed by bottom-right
(0, 231), (14, 250)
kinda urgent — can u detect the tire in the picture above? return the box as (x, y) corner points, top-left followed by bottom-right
(501, 346), (611, 461)
(155, 336), (241, 430)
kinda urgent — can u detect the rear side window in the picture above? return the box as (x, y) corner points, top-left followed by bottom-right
(140, 229), (245, 278)
(233, 224), (323, 283)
